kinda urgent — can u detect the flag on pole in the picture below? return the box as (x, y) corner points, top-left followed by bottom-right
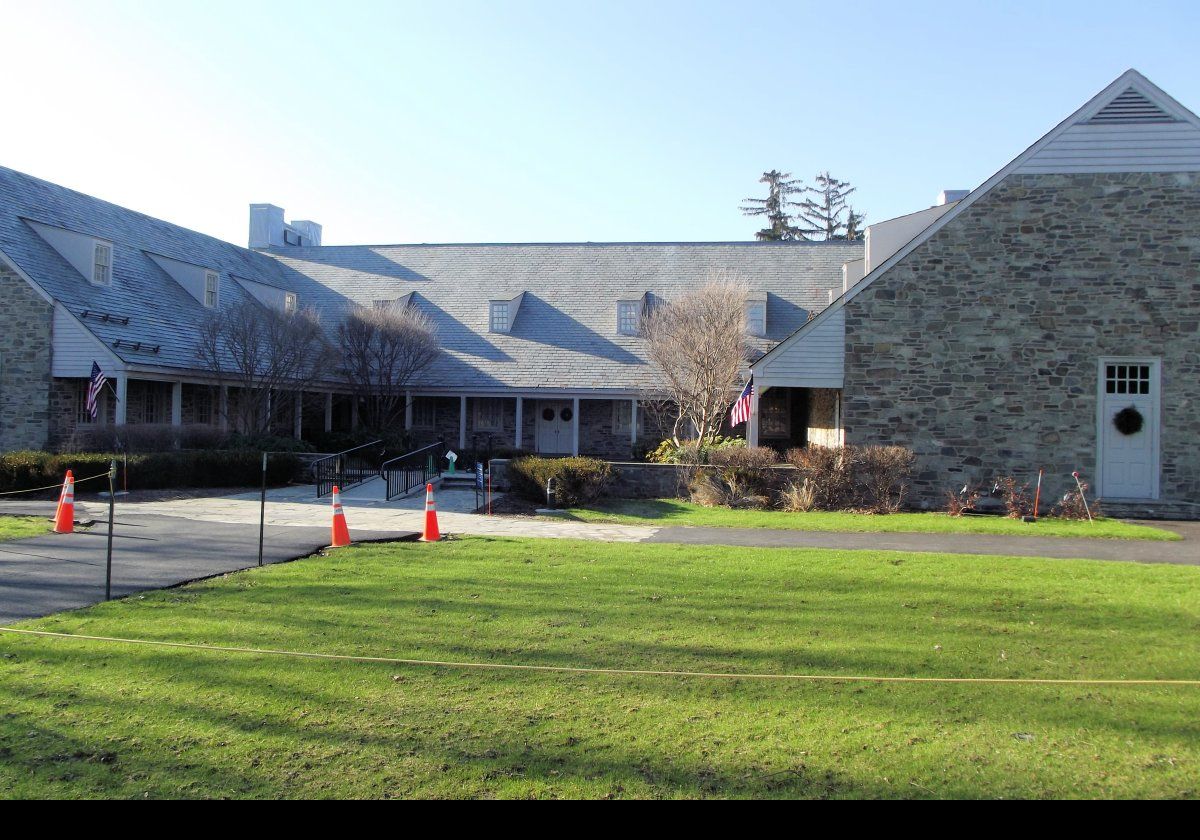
(86, 361), (107, 421)
(729, 376), (753, 427)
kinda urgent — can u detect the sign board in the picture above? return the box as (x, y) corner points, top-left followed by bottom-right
(475, 461), (485, 491)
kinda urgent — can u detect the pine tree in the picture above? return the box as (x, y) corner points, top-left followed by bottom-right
(740, 170), (804, 241)
(793, 172), (866, 240)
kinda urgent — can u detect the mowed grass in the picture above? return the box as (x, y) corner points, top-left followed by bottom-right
(0, 516), (50, 542)
(2, 537), (1199, 799)
(558, 498), (1179, 541)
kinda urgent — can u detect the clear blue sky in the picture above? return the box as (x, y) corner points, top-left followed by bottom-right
(4, 0), (1199, 246)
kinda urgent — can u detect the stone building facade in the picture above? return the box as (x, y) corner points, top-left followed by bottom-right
(842, 172), (1200, 507)
(0, 263), (53, 451)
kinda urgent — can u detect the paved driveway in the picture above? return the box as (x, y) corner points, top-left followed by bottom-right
(0, 507), (410, 624)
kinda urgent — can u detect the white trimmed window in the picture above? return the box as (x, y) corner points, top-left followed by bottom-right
(745, 301), (766, 337)
(204, 272), (219, 308)
(612, 401), (641, 435)
(617, 301), (641, 336)
(92, 242), (112, 286)
(284, 292), (298, 314)
(412, 397), (436, 428)
(474, 398), (504, 432)
(490, 301), (510, 333)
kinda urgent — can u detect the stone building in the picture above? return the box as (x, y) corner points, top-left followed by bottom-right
(753, 70), (1200, 517)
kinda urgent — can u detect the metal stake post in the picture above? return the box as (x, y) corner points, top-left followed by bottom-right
(258, 452), (268, 567)
(105, 459), (116, 600)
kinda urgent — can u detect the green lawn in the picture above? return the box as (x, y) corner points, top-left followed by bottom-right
(0, 516), (50, 542)
(556, 498), (1180, 541)
(2, 537), (1199, 798)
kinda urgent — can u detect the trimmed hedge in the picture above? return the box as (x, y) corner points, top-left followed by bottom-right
(0, 451), (301, 496)
(507, 456), (615, 507)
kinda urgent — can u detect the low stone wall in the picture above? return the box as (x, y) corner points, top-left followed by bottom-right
(490, 458), (693, 499)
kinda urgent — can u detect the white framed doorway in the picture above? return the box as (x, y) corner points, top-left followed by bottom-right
(1096, 358), (1160, 500)
(536, 401), (573, 454)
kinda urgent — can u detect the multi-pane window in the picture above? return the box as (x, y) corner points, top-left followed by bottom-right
(759, 390), (790, 438)
(1105, 364), (1151, 395)
(75, 381), (96, 425)
(204, 272), (219, 308)
(193, 387), (214, 425)
(490, 302), (510, 333)
(745, 302), (766, 337)
(412, 397), (436, 428)
(93, 242), (112, 285)
(284, 292), (298, 315)
(474, 398), (504, 432)
(612, 400), (640, 434)
(617, 301), (641, 335)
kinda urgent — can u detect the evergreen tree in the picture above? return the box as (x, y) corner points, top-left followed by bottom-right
(740, 170), (804, 241)
(796, 171), (864, 240)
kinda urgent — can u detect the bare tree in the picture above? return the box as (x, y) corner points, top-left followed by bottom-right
(337, 304), (440, 431)
(196, 300), (333, 435)
(641, 276), (750, 445)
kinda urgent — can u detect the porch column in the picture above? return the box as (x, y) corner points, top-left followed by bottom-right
(630, 398), (638, 447)
(748, 384), (762, 448)
(404, 391), (413, 431)
(293, 392), (303, 439)
(459, 396), (468, 450)
(170, 382), (183, 426)
(323, 393), (333, 433)
(219, 386), (230, 432)
(571, 397), (580, 456)
(113, 376), (127, 425)
(514, 396), (523, 449)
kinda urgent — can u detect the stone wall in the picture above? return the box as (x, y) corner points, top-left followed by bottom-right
(842, 172), (1200, 509)
(0, 263), (52, 451)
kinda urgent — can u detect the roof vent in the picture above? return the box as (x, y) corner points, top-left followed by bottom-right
(1087, 87), (1177, 125)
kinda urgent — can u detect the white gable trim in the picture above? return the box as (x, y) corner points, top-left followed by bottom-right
(754, 69), (1199, 375)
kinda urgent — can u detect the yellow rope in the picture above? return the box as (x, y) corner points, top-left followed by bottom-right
(0, 472), (112, 497)
(2, 628), (1197, 687)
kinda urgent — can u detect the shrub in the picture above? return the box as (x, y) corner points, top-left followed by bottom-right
(1053, 482), (1101, 521)
(785, 446), (857, 510)
(507, 456), (615, 506)
(945, 485), (981, 517)
(689, 446), (778, 508)
(779, 479), (817, 512)
(994, 476), (1033, 519)
(0, 451), (301, 496)
(856, 446), (915, 513)
(645, 436), (746, 465)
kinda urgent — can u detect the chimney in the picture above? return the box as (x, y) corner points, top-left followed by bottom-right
(248, 204), (322, 248)
(936, 189), (969, 206)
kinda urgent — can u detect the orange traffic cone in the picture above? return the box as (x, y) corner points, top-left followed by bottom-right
(421, 483), (441, 542)
(54, 470), (75, 534)
(331, 485), (351, 547)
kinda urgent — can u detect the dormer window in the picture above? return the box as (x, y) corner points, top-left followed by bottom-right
(617, 301), (641, 335)
(284, 292), (298, 315)
(745, 298), (767, 337)
(490, 301), (511, 333)
(92, 242), (112, 286)
(204, 272), (219, 308)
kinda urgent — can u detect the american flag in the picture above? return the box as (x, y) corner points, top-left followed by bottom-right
(86, 361), (107, 421)
(729, 377), (753, 427)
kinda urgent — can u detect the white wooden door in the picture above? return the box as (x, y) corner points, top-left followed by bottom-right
(537, 402), (570, 453)
(1098, 360), (1159, 499)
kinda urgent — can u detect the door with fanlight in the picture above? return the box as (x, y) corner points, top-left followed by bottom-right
(1097, 359), (1159, 499)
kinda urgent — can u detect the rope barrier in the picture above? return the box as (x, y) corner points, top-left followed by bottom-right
(0, 472), (111, 497)
(2, 628), (1197, 687)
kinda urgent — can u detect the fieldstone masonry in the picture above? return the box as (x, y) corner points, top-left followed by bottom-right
(0, 262), (52, 451)
(843, 172), (1200, 510)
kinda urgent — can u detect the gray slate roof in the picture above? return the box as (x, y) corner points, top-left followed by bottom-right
(0, 165), (862, 392)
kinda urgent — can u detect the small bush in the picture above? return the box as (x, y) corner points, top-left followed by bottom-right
(689, 446), (778, 508)
(507, 456), (615, 507)
(945, 485), (981, 517)
(994, 476), (1033, 519)
(779, 479), (817, 512)
(856, 446), (915, 513)
(1053, 482), (1101, 521)
(785, 446), (857, 510)
(0, 451), (301, 496)
(645, 436), (746, 465)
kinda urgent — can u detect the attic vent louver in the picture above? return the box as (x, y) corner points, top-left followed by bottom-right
(1087, 87), (1178, 124)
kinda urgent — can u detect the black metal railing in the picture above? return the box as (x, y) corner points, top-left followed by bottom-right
(313, 439), (385, 498)
(381, 439), (446, 501)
